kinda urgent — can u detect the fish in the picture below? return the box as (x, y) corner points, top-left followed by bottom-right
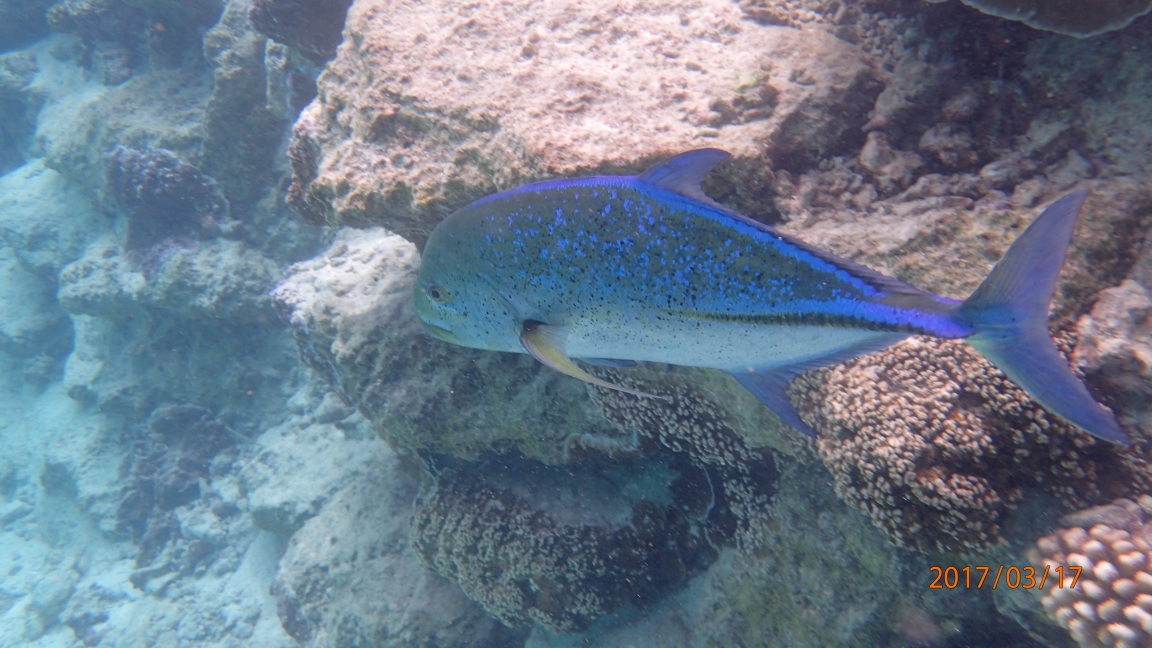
(413, 148), (1128, 444)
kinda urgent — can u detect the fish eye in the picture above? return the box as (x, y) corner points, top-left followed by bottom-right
(427, 284), (449, 303)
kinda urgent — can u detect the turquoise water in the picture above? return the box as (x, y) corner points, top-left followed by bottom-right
(1, 0), (1151, 646)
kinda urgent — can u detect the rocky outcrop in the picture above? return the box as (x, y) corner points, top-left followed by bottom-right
(287, 0), (881, 246)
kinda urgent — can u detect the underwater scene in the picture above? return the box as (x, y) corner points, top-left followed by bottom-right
(1, 0), (1152, 646)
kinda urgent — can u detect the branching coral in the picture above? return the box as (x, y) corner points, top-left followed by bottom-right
(790, 335), (1149, 553)
(1029, 497), (1152, 647)
(105, 146), (228, 249)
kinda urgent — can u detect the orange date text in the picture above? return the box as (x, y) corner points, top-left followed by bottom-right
(928, 565), (1081, 590)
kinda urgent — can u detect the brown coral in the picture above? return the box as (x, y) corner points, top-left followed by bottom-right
(585, 366), (781, 549)
(790, 335), (1148, 553)
(410, 453), (729, 633)
(409, 368), (781, 633)
(1029, 497), (1152, 647)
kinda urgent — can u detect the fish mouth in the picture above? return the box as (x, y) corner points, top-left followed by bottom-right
(420, 320), (456, 342)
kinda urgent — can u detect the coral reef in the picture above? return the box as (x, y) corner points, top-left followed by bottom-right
(47, 0), (146, 83)
(1029, 497), (1152, 647)
(115, 404), (237, 568)
(247, 0), (353, 64)
(791, 335), (1150, 553)
(105, 145), (228, 249)
(411, 450), (756, 633)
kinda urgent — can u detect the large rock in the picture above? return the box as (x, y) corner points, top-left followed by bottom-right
(287, 0), (880, 246)
(271, 442), (524, 648)
(0, 160), (102, 276)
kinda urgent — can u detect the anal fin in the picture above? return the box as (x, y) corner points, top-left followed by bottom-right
(730, 334), (906, 438)
(730, 368), (815, 437)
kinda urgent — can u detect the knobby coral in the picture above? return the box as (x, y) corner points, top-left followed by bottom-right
(411, 452), (726, 633)
(411, 368), (780, 633)
(1029, 497), (1152, 647)
(790, 335), (1149, 553)
(105, 146), (228, 249)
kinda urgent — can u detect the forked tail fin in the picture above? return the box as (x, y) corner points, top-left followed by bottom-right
(957, 191), (1128, 444)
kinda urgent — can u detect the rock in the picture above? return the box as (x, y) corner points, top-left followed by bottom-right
(865, 55), (949, 137)
(271, 442), (523, 647)
(36, 57), (211, 198)
(0, 499), (32, 527)
(0, 160), (102, 276)
(24, 570), (78, 641)
(918, 122), (978, 170)
(202, 0), (289, 211)
(0, 48), (39, 174)
(0, 0), (53, 55)
(58, 237), (280, 322)
(247, 0), (353, 64)
(240, 419), (379, 538)
(858, 131), (923, 194)
(0, 247), (69, 356)
(1075, 280), (1152, 424)
(778, 178), (1152, 322)
(953, 0), (1152, 37)
(287, 0), (879, 246)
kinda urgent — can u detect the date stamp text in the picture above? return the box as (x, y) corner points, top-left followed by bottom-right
(928, 565), (1081, 590)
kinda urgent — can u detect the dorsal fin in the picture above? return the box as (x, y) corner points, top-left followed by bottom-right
(638, 149), (732, 206)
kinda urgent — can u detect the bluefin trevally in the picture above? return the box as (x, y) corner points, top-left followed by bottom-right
(413, 149), (1128, 444)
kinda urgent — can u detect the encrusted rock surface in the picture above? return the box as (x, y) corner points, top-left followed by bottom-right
(778, 180), (1152, 323)
(248, 0), (352, 64)
(105, 146), (229, 249)
(271, 442), (525, 648)
(941, 0), (1152, 37)
(58, 236), (279, 322)
(288, 0), (881, 246)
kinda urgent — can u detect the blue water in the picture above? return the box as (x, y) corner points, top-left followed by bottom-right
(1, 0), (1151, 647)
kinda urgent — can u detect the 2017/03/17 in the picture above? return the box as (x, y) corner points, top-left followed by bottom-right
(928, 565), (1082, 590)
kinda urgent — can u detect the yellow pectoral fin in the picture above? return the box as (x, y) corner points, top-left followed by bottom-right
(519, 321), (665, 400)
